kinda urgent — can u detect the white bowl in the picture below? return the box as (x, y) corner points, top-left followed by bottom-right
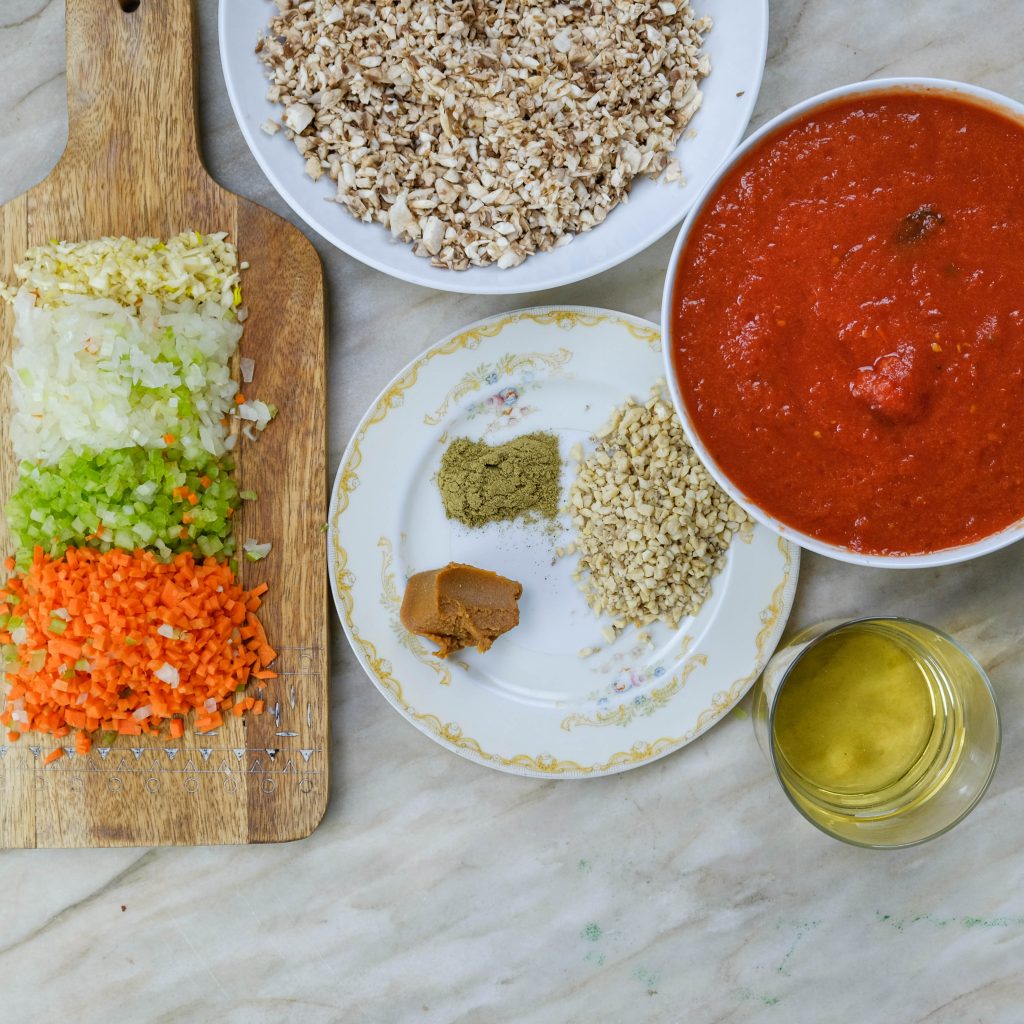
(661, 77), (1024, 569)
(218, 0), (768, 295)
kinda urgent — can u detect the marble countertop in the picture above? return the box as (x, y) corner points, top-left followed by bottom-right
(2, 1), (1023, 1021)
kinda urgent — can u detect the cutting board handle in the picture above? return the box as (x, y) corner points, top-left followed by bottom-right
(59, 0), (204, 189)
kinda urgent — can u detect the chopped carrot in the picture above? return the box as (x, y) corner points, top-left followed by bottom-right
(7, 730), (20, 742)
(75, 733), (91, 755)
(4, 556), (14, 572)
(0, 548), (275, 744)
(44, 748), (64, 765)
(163, 433), (176, 445)
(234, 393), (245, 404)
(199, 476), (212, 489)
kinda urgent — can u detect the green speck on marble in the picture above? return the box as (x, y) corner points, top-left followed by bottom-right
(632, 967), (660, 994)
(736, 986), (780, 1007)
(877, 910), (1024, 931)
(577, 858), (592, 874)
(776, 920), (820, 976)
(581, 922), (603, 942)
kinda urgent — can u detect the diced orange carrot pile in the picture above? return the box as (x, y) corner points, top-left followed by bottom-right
(0, 546), (274, 740)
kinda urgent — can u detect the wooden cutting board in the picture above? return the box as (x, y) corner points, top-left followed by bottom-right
(0, 0), (328, 847)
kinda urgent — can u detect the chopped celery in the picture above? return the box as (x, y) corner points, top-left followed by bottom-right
(6, 446), (240, 567)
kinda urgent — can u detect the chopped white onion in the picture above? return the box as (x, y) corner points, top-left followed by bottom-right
(8, 290), (244, 463)
(204, 697), (218, 713)
(132, 705), (153, 721)
(240, 357), (255, 383)
(156, 623), (175, 639)
(243, 540), (272, 562)
(154, 662), (180, 687)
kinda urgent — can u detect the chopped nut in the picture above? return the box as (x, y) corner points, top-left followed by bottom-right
(569, 384), (747, 629)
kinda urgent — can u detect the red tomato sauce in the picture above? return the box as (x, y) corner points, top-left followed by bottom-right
(671, 91), (1024, 555)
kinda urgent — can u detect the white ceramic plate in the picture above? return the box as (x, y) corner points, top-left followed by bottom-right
(329, 307), (798, 777)
(662, 77), (1024, 568)
(219, 0), (768, 295)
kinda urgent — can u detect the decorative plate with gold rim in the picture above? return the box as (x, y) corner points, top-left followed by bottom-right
(329, 307), (798, 778)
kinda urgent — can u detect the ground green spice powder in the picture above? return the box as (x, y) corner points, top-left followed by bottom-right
(438, 433), (561, 527)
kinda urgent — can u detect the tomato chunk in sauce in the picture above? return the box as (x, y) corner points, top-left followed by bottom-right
(671, 91), (1024, 555)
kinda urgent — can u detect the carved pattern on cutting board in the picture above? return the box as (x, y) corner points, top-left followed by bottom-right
(0, 645), (325, 798)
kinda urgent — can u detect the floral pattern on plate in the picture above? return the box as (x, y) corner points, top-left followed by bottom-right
(423, 349), (572, 430)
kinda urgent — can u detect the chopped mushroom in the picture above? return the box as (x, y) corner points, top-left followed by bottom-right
(257, 0), (712, 270)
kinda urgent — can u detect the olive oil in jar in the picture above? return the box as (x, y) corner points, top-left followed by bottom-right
(771, 620), (965, 819)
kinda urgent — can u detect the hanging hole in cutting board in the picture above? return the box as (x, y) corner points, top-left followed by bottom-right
(118, 0), (141, 12)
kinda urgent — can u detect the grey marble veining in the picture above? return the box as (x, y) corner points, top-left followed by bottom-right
(1, 1), (1023, 1021)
